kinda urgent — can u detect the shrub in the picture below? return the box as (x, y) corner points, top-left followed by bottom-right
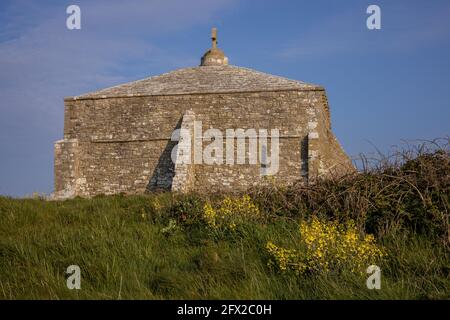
(169, 194), (204, 225)
(202, 195), (261, 231)
(266, 241), (306, 275)
(252, 139), (449, 246)
(266, 217), (386, 275)
(161, 219), (180, 236)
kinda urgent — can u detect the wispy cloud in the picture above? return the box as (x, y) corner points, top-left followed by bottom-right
(0, 0), (235, 122)
(0, 0), (236, 195)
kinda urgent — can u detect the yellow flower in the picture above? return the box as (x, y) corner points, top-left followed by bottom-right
(202, 195), (261, 231)
(267, 217), (386, 275)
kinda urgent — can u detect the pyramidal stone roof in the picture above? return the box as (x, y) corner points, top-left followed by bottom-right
(67, 66), (322, 100)
(66, 28), (322, 101)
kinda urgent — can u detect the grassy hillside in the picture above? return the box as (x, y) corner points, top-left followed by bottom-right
(0, 142), (448, 299)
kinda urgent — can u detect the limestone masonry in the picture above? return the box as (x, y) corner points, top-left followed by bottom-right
(53, 28), (353, 199)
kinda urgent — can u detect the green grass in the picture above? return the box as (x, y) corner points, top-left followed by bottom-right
(0, 194), (448, 300)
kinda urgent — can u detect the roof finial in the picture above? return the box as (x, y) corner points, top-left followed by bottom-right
(211, 27), (217, 49)
(200, 27), (228, 66)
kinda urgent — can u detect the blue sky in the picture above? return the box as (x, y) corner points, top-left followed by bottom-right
(0, 0), (449, 196)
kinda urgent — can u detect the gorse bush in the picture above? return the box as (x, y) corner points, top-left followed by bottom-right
(202, 195), (261, 231)
(300, 218), (386, 274)
(267, 217), (386, 275)
(266, 242), (304, 274)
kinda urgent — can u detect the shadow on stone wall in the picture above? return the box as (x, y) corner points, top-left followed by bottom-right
(301, 135), (309, 179)
(146, 117), (182, 192)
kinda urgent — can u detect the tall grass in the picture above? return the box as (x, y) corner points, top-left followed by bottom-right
(0, 139), (448, 299)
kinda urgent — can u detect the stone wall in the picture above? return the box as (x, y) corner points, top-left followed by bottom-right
(171, 110), (196, 193)
(54, 89), (352, 198)
(53, 139), (79, 198)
